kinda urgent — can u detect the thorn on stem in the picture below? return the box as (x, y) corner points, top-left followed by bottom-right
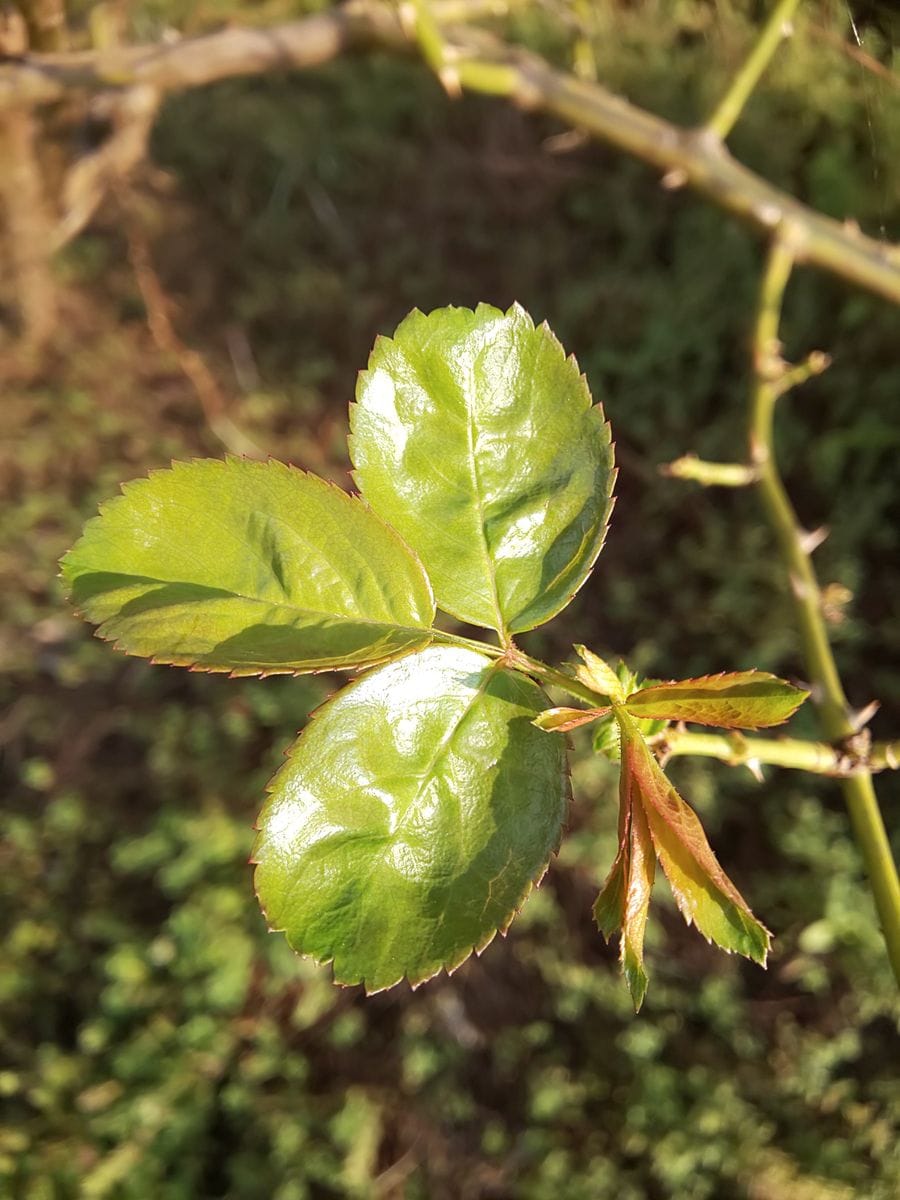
(439, 64), (462, 96)
(757, 203), (783, 228)
(850, 700), (880, 732)
(798, 525), (829, 555)
(789, 571), (810, 601)
(748, 432), (768, 466)
(661, 168), (687, 190)
(745, 758), (764, 783)
(543, 129), (587, 154)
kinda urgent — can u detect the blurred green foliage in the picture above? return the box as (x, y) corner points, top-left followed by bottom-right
(2, 0), (899, 1195)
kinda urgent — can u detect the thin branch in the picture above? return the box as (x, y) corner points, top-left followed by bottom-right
(497, 57), (900, 305)
(0, 106), (56, 349)
(749, 236), (900, 985)
(53, 85), (160, 252)
(1, 3), (899, 304)
(661, 455), (759, 487)
(407, 0), (461, 94)
(120, 194), (266, 460)
(749, 236), (845, 723)
(653, 728), (900, 779)
(772, 348), (830, 396)
(503, 645), (900, 780)
(571, 0), (598, 82)
(11, 0), (67, 52)
(0, 5), (407, 105)
(706, 0), (802, 142)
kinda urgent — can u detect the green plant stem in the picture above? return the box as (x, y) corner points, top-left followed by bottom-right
(706, 0), (801, 141)
(507, 649), (614, 708)
(751, 237), (900, 985)
(430, 629), (504, 657)
(498, 646), (900, 779)
(662, 455), (759, 487)
(511, 647), (900, 777)
(656, 728), (900, 778)
(409, 0), (451, 79)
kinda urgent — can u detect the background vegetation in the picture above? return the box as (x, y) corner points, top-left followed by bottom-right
(1, 1), (899, 1195)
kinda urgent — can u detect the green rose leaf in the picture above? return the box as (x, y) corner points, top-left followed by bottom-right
(62, 458), (435, 675)
(623, 671), (808, 729)
(618, 711), (770, 964)
(254, 646), (569, 991)
(350, 303), (615, 637)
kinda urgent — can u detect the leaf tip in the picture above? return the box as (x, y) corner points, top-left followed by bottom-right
(620, 930), (651, 1011)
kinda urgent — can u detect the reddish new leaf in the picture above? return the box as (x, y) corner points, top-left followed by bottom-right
(621, 788), (655, 1010)
(624, 671), (807, 729)
(593, 733), (655, 1010)
(619, 713), (770, 964)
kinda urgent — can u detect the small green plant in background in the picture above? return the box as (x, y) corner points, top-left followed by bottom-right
(62, 303), (807, 1009)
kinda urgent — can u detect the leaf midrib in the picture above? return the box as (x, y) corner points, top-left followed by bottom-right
(361, 660), (502, 983)
(78, 570), (432, 637)
(463, 362), (506, 638)
(275, 659), (500, 983)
